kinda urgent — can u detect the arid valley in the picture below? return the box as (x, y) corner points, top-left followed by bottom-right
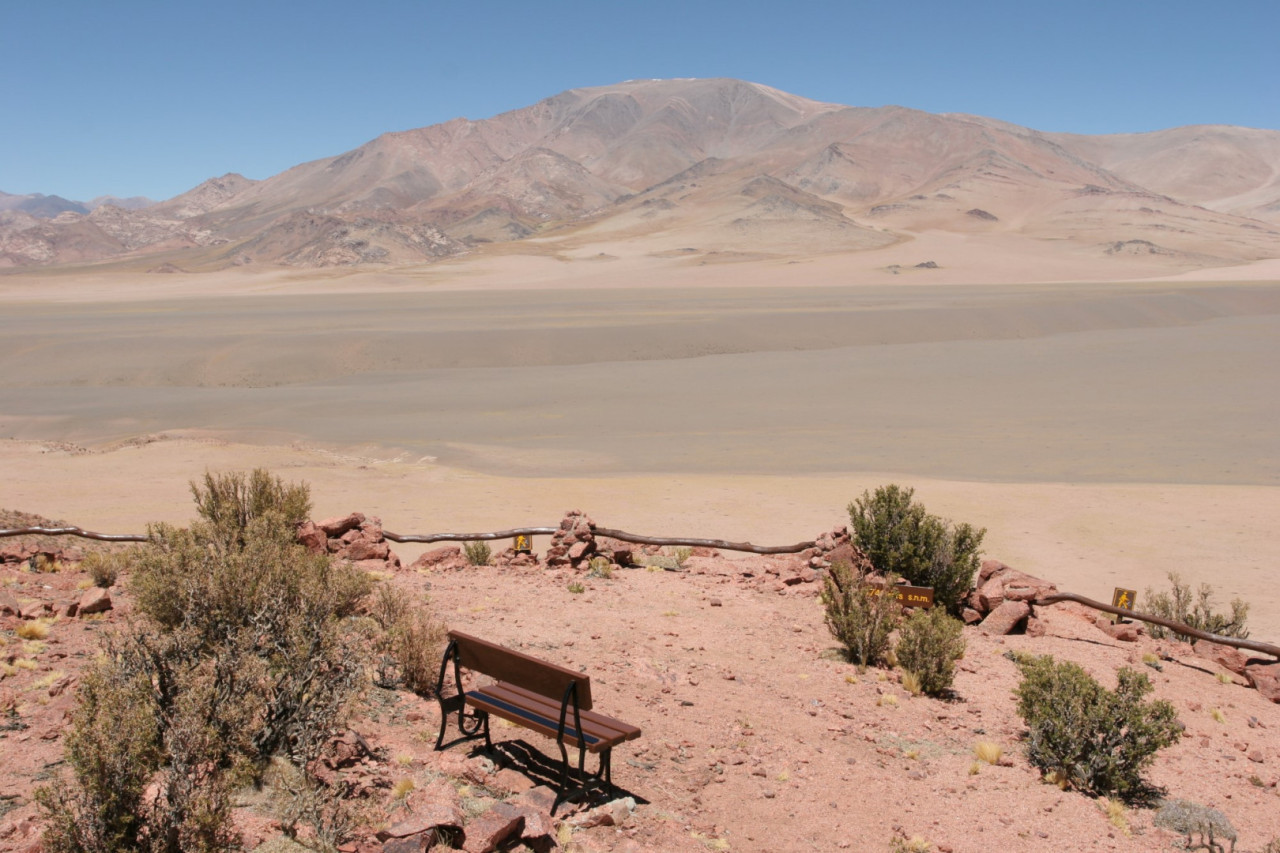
(2, 77), (1280, 853)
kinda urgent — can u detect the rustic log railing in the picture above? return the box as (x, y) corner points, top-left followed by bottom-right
(0, 525), (149, 543)
(1034, 592), (1280, 660)
(3, 524), (1274, 659)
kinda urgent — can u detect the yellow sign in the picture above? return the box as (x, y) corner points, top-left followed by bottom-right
(1111, 587), (1137, 622)
(513, 534), (533, 555)
(867, 584), (934, 608)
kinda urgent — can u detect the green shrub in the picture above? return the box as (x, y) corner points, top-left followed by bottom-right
(1142, 572), (1249, 641)
(463, 540), (491, 566)
(895, 608), (966, 696)
(1013, 654), (1180, 803)
(848, 485), (984, 615)
(821, 560), (902, 668)
(39, 470), (373, 853)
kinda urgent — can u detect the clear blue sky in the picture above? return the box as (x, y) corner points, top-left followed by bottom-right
(3, 0), (1276, 202)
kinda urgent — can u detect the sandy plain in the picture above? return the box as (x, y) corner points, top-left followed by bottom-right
(1, 250), (1278, 638)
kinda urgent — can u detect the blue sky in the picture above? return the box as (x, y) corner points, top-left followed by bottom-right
(3, 0), (1277, 202)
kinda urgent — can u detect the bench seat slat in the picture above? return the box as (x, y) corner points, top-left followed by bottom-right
(465, 688), (618, 753)
(485, 682), (641, 743)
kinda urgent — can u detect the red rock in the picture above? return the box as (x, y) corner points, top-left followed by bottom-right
(491, 768), (534, 794)
(341, 538), (391, 562)
(0, 590), (20, 616)
(318, 513), (366, 537)
(976, 577), (1005, 612)
(1248, 749), (1265, 763)
(1245, 662), (1280, 703)
(410, 547), (463, 570)
(296, 521), (327, 554)
(570, 796), (636, 828)
(567, 541), (594, 562)
(508, 785), (557, 815)
(1094, 617), (1141, 642)
(1025, 617), (1047, 638)
(978, 559), (1010, 584)
(461, 802), (524, 853)
(76, 587), (112, 616)
(979, 600), (1030, 635)
(1194, 639), (1250, 676)
(381, 835), (433, 853)
(20, 600), (52, 620)
(961, 607), (982, 625)
(376, 802), (463, 841)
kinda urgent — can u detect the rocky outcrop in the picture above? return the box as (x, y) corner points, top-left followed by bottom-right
(298, 514), (401, 573)
(969, 560), (1058, 636)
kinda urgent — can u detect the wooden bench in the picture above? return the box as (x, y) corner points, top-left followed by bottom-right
(434, 630), (642, 807)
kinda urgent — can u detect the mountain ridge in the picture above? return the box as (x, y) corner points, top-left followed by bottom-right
(3, 78), (1277, 273)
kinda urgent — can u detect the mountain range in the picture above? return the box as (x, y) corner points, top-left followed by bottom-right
(3, 78), (1277, 273)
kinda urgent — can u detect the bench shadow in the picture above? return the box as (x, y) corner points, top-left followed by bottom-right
(471, 737), (649, 808)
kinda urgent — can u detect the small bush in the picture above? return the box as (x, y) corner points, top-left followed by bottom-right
(1142, 572), (1249, 641)
(821, 560), (902, 668)
(568, 581), (585, 594)
(587, 556), (613, 579)
(1153, 799), (1236, 853)
(80, 551), (124, 588)
(386, 604), (448, 696)
(848, 485), (985, 615)
(895, 608), (965, 696)
(1013, 654), (1181, 803)
(463, 540), (491, 566)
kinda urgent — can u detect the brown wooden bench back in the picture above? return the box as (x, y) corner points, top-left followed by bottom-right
(448, 630), (594, 711)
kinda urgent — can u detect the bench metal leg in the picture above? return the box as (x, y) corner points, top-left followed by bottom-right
(552, 746), (615, 815)
(434, 693), (490, 752)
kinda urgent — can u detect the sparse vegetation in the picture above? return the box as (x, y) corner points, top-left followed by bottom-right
(80, 550), (125, 589)
(568, 581), (585, 594)
(822, 559), (901, 668)
(974, 741), (1003, 765)
(1142, 572), (1249, 641)
(1153, 799), (1236, 853)
(894, 608), (965, 696)
(37, 469), (375, 853)
(16, 619), (51, 641)
(848, 484), (985, 615)
(463, 540), (491, 566)
(1013, 654), (1180, 803)
(588, 556), (614, 578)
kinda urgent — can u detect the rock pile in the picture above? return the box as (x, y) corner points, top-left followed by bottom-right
(965, 559), (1059, 636)
(297, 512), (402, 573)
(545, 510), (600, 569)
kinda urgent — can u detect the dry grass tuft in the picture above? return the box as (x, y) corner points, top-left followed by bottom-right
(390, 778), (415, 800)
(17, 620), (51, 641)
(1211, 707), (1226, 723)
(974, 741), (1003, 765)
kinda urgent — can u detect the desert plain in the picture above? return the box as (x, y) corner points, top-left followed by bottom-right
(2, 248), (1279, 637)
(3, 247), (1280, 853)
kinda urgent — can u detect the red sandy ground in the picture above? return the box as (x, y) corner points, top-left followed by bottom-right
(1, 544), (1278, 853)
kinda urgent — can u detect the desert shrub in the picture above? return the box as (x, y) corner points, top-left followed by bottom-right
(587, 556), (614, 579)
(895, 608), (966, 696)
(383, 601), (448, 696)
(822, 560), (902, 668)
(190, 468), (311, 549)
(39, 470), (373, 853)
(1142, 572), (1249, 641)
(1013, 654), (1180, 803)
(848, 485), (984, 615)
(1153, 799), (1236, 853)
(463, 540), (491, 566)
(79, 550), (126, 588)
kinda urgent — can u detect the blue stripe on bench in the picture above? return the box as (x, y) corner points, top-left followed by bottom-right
(467, 689), (602, 747)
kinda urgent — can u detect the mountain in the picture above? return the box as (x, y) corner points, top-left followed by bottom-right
(2, 78), (1277, 272)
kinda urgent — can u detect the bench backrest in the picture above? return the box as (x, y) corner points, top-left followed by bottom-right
(448, 630), (594, 711)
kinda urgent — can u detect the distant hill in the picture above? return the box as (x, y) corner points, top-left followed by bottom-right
(2, 78), (1277, 272)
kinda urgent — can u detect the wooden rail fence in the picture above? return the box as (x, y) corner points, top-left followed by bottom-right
(3, 523), (1276, 660)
